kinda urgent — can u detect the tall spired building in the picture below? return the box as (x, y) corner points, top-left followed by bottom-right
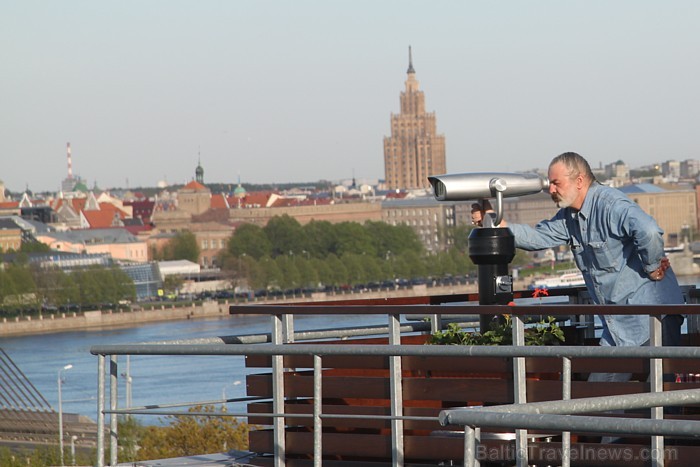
(383, 47), (446, 190)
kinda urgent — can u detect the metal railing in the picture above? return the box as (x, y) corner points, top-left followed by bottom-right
(90, 290), (700, 467)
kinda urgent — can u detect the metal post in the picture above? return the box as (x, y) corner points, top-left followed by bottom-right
(313, 355), (322, 467)
(71, 435), (77, 466)
(272, 315), (286, 467)
(110, 355), (118, 466)
(283, 313), (295, 343)
(58, 364), (73, 467)
(561, 357), (571, 467)
(97, 356), (105, 467)
(431, 313), (441, 334)
(58, 371), (64, 467)
(511, 316), (528, 467)
(650, 315), (664, 467)
(464, 425), (476, 467)
(125, 355), (132, 414)
(389, 313), (404, 466)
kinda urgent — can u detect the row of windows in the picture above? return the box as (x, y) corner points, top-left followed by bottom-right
(388, 209), (430, 216)
(1, 241), (21, 251)
(126, 248), (146, 259)
(201, 239), (227, 250)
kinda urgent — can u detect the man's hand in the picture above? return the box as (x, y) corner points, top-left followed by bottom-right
(649, 257), (671, 281)
(470, 200), (507, 227)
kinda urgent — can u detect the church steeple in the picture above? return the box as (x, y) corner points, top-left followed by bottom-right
(195, 152), (204, 184)
(407, 45), (415, 74)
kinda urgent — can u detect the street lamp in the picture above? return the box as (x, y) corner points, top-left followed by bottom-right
(58, 364), (73, 467)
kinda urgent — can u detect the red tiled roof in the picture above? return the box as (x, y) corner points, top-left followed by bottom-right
(81, 203), (129, 228)
(71, 198), (87, 211)
(0, 201), (19, 209)
(238, 191), (274, 208)
(97, 203), (126, 217)
(83, 210), (117, 228)
(210, 194), (229, 209)
(125, 224), (152, 235)
(182, 180), (208, 191)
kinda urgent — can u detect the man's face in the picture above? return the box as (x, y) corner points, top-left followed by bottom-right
(548, 162), (578, 208)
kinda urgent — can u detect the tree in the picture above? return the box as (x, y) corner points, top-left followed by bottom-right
(341, 253), (369, 285)
(275, 255), (300, 290)
(20, 241), (51, 253)
(334, 222), (375, 256)
(109, 267), (137, 303)
(393, 250), (427, 279)
(0, 270), (17, 306)
(227, 223), (271, 260)
(263, 215), (306, 257)
(365, 221), (423, 258)
(258, 256), (282, 290)
(324, 254), (348, 287)
(169, 231), (201, 262)
(135, 405), (250, 460)
(449, 224), (474, 254)
(295, 256), (319, 289)
(302, 220), (337, 258)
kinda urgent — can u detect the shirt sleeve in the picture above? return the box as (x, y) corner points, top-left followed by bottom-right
(508, 211), (571, 251)
(610, 198), (665, 273)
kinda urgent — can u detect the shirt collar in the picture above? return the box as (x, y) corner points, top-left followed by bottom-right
(573, 182), (600, 221)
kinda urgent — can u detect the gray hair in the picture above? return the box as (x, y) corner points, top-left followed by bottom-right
(550, 152), (595, 185)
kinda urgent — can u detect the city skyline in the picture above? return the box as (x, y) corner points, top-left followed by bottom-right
(2, 1), (699, 192)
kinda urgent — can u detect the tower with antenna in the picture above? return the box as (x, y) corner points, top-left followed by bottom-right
(66, 142), (73, 181)
(61, 142), (85, 195)
(383, 46), (446, 190)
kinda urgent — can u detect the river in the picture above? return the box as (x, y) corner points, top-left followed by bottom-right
(1, 313), (388, 425)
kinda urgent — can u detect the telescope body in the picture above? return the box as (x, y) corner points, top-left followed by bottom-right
(428, 172), (549, 201)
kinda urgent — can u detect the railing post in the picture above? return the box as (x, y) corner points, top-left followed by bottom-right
(650, 315), (664, 467)
(96, 355), (105, 467)
(464, 425), (477, 467)
(110, 355), (118, 466)
(511, 315), (528, 467)
(272, 314), (286, 467)
(283, 313), (295, 343)
(313, 355), (322, 467)
(561, 356), (571, 467)
(430, 313), (441, 334)
(389, 313), (404, 466)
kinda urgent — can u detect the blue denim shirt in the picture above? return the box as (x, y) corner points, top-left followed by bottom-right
(508, 182), (683, 346)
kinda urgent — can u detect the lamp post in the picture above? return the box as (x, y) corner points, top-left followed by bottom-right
(70, 435), (77, 466)
(58, 364), (73, 467)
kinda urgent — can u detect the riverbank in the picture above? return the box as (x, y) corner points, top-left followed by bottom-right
(0, 282), (484, 337)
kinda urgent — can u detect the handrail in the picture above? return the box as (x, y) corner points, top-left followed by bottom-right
(91, 343), (700, 358)
(91, 290), (700, 467)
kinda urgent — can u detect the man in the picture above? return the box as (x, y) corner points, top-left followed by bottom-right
(472, 152), (684, 381)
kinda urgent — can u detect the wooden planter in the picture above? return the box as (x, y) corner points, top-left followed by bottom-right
(243, 333), (700, 466)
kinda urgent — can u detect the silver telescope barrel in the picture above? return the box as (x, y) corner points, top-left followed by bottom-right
(427, 172), (549, 202)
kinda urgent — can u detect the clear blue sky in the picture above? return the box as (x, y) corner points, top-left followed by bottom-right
(2, 1), (699, 192)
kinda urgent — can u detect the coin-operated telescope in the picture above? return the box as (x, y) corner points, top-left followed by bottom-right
(427, 172), (549, 331)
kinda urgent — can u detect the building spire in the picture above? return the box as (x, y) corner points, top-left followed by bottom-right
(407, 45), (415, 74)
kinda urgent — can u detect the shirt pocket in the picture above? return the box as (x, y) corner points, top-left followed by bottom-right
(571, 241), (587, 273)
(588, 241), (617, 272)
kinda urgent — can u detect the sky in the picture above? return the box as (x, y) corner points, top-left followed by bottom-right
(2, 1), (699, 193)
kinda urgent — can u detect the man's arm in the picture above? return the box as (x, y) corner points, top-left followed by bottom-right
(471, 201), (570, 251)
(613, 198), (669, 281)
